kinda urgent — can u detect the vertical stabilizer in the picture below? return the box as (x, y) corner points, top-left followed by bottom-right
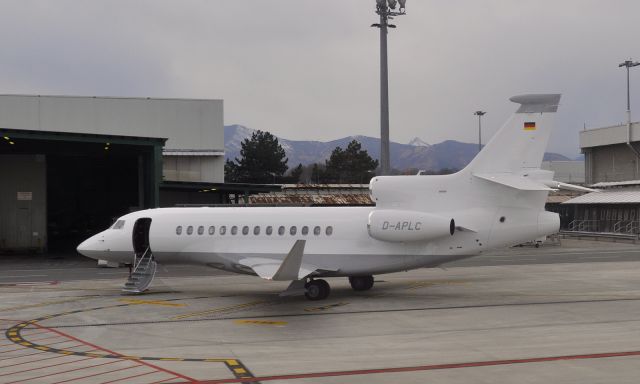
(465, 94), (561, 174)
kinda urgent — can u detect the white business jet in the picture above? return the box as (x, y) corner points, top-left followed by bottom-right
(77, 94), (591, 300)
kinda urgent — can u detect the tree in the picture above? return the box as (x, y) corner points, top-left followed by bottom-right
(323, 140), (378, 184)
(225, 130), (288, 183)
(287, 163), (304, 183)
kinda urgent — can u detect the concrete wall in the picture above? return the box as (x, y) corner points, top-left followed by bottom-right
(162, 156), (225, 183)
(584, 144), (640, 184)
(541, 161), (585, 184)
(0, 155), (46, 251)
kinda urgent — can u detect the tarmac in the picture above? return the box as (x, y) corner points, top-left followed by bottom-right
(0, 239), (639, 383)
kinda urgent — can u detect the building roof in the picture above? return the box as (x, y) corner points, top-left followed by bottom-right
(590, 180), (640, 188)
(562, 189), (640, 204)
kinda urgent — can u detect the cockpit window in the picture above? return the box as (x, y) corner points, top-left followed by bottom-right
(112, 220), (125, 230)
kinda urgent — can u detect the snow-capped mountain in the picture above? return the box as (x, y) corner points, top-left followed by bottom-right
(407, 137), (430, 147)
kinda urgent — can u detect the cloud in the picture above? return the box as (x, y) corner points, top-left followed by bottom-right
(0, 0), (638, 157)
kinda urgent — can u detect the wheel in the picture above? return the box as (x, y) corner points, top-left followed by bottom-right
(349, 275), (374, 291)
(305, 279), (331, 300)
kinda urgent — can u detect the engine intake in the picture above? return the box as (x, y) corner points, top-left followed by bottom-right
(368, 209), (454, 243)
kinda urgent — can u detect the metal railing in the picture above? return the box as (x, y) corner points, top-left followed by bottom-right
(567, 220), (640, 235)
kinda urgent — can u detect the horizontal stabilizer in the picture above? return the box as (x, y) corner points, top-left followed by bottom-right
(238, 240), (319, 281)
(474, 173), (554, 191)
(540, 180), (599, 193)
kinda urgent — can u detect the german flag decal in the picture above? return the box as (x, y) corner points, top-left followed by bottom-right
(523, 122), (536, 131)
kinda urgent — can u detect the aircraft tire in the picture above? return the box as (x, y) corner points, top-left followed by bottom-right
(349, 275), (374, 291)
(305, 279), (330, 300)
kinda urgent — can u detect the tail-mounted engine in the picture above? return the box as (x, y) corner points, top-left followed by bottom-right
(368, 209), (455, 243)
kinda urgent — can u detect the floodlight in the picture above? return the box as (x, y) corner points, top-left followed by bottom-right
(387, 0), (397, 9)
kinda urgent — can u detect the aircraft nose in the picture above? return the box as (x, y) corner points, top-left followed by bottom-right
(77, 236), (99, 259)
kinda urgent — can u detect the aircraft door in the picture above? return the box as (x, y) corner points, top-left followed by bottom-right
(132, 218), (152, 257)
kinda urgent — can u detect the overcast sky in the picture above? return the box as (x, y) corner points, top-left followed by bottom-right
(1, 0), (639, 157)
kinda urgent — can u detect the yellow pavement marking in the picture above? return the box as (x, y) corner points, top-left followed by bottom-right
(226, 359), (239, 366)
(172, 300), (267, 320)
(304, 302), (349, 312)
(234, 368), (247, 374)
(234, 319), (287, 326)
(118, 299), (187, 307)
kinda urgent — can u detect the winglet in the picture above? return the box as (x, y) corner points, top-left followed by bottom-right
(272, 240), (307, 281)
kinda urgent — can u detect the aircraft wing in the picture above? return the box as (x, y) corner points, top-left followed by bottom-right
(474, 173), (554, 191)
(238, 240), (320, 281)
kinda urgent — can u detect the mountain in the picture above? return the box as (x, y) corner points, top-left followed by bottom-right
(224, 124), (570, 172)
(407, 137), (430, 147)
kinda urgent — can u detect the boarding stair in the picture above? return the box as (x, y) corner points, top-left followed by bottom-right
(122, 247), (157, 293)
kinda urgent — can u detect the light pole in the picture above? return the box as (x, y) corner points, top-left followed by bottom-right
(619, 59), (640, 156)
(474, 111), (486, 153)
(371, 0), (406, 175)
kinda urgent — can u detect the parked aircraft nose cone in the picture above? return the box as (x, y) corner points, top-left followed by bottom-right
(77, 237), (97, 259)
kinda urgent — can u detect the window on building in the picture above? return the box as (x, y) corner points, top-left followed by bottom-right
(197, 226), (204, 235)
(254, 226), (260, 235)
(231, 226), (238, 235)
(290, 226), (297, 235)
(266, 226), (273, 235)
(242, 226), (249, 235)
(326, 226), (333, 236)
(302, 226), (309, 235)
(187, 226), (194, 235)
(313, 226), (321, 236)
(278, 226), (285, 236)
(220, 226), (227, 235)
(209, 226), (215, 235)
(176, 226), (183, 235)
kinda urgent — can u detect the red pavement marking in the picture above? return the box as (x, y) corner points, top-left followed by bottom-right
(4, 359), (124, 384)
(0, 356), (96, 377)
(0, 349), (88, 369)
(31, 323), (197, 383)
(148, 378), (185, 384)
(0, 349), (48, 361)
(197, 350), (640, 384)
(50, 364), (141, 384)
(98, 369), (159, 384)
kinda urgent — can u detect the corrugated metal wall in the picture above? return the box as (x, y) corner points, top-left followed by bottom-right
(0, 154), (47, 251)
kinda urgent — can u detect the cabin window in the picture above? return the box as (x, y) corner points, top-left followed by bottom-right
(187, 226), (194, 235)
(231, 226), (238, 235)
(266, 226), (273, 235)
(290, 226), (297, 235)
(220, 226), (227, 235)
(176, 226), (183, 235)
(254, 226), (260, 235)
(242, 226), (249, 235)
(278, 226), (285, 236)
(313, 226), (321, 236)
(302, 226), (309, 235)
(326, 226), (333, 236)
(112, 220), (125, 230)
(197, 226), (204, 235)
(209, 226), (215, 235)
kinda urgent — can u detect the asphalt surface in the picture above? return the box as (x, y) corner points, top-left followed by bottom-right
(0, 239), (639, 383)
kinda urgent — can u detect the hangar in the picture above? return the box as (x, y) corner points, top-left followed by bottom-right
(0, 95), (276, 253)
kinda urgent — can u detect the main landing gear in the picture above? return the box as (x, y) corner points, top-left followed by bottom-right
(349, 275), (374, 291)
(304, 279), (331, 301)
(302, 275), (375, 300)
